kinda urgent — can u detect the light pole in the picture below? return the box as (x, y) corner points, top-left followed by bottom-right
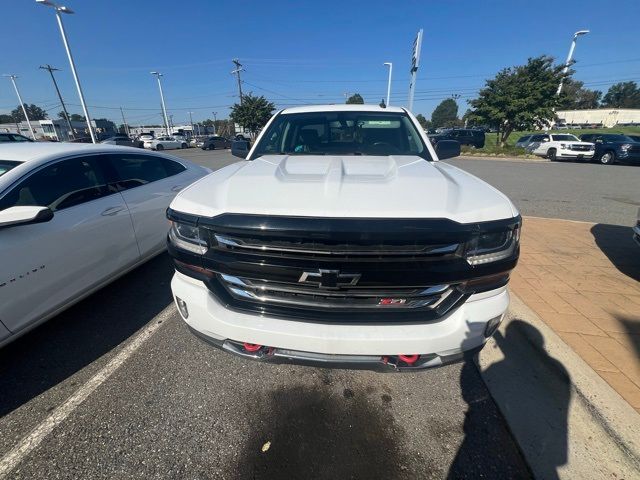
(212, 111), (217, 135)
(36, 0), (96, 143)
(188, 111), (195, 139)
(383, 62), (393, 106)
(3, 75), (36, 139)
(39, 64), (74, 139)
(150, 71), (170, 135)
(556, 30), (590, 96)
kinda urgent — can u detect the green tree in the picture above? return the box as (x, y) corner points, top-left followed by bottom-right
(67, 113), (86, 121)
(468, 55), (567, 146)
(559, 79), (601, 110)
(0, 114), (16, 123)
(601, 81), (640, 108)
(345, 93), (364, 104)
(415, 114), (432, 130)
(431, 99), (459, 128)
(11, 104), (48, 121)
(229, 93), (275, 135)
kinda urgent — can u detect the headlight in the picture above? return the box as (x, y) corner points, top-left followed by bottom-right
(559, 143), (567, 149)
(466, 225), (520, 265)
(621, 144), (631, 150)
(168, 221), (208, 254)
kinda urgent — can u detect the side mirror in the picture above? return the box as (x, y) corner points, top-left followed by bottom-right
(434, 140), (460, 160)
(231, 140), (250, 159)
(0, 206), (53, 229)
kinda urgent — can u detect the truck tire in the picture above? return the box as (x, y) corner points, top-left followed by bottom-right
(599, 151), (615, 165)
(547, 148), (557, 161)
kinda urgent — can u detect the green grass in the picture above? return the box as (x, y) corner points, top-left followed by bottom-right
(463, 126), (640, 157)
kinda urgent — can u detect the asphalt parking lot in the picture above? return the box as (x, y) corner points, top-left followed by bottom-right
(2, 148), (638, 479)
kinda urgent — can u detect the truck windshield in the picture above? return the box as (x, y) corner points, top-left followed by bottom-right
(0, 160), (21, 177)
(252, 111), (432, 160)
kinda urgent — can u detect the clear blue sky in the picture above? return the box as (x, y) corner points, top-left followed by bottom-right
(2, 0), (639, 126)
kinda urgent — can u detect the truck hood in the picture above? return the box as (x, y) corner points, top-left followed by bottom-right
(171, 155), (518, 223)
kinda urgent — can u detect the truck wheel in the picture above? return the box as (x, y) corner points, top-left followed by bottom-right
(599, 151), (615, 165)
(547, 148), (557, 161)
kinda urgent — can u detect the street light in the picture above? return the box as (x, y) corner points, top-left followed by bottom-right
(383, 62), (393, 106)
(556, 30), (590, 96)
(212, 112), (217, 135)
(36, 0), (96, 143)
(3, 75), (36, 140)
(150, 71), (170, 135)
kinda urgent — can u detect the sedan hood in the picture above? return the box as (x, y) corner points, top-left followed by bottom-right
(171, 155), (518, 223)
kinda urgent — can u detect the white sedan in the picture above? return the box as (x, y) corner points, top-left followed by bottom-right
(143, 136), (188, 151)
(0, 143), (209, 347)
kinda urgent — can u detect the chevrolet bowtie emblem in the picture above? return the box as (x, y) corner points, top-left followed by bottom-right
(298, 269), (361, 288)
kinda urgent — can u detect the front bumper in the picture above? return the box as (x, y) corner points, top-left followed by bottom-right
(171, 271), (509, 370)
(618, 151), (640, 163)
(557, 150), (594, 159)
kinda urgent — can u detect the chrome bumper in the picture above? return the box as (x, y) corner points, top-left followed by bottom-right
(187, 325), (484, 372)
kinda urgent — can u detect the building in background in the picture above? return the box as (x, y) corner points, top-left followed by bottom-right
(556, 108), (640, 128)
(0, 118), (116, 141)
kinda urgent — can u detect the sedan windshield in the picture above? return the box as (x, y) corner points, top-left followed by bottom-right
(252, 111), (432, 159)
(0, 160), (21, 177)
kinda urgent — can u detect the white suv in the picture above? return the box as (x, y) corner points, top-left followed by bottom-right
(166, 105), (521, 371)
(529, 133), (595, 161)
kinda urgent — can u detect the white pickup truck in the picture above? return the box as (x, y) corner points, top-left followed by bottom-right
(166, 105), (521, 371)
(529, 133), (595, 161)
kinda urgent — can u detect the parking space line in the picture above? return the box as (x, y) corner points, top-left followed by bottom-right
(0, 305), (175, 479)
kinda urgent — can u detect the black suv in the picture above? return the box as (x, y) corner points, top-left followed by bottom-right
(429, 129), (485, 148)
(579, 133), (640, 165)
(202, 136), (232, 150)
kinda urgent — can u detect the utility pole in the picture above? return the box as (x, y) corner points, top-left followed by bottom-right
(231, 59), (244, 104)
(212, 111), (217, 135)
(188, 111), (195, 138)
(39, 64), (74, 139)
(3, 74), (36, 139)
(556, 30), (590, 96)
(37, 0), (96, 143)
(150, 71), (170, 135)
(120, 106), (130, 136)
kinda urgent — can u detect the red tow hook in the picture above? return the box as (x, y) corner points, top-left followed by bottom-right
(243, 343), (262, 352)
(398, 354), (419, 365)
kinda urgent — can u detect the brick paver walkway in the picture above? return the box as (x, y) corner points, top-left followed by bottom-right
(510, 217), (640, 413)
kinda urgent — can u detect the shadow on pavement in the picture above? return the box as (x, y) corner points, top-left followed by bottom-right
(591, 223), (640, 281)
(0, 253), (175, 417)
(471, 320), (571, 480)
(620, 316), (640, 360)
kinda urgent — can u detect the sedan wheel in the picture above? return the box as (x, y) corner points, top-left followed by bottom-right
(181, 143), (188, 149)
(156, 144), (164, 151)
(599, 151), (615, 165)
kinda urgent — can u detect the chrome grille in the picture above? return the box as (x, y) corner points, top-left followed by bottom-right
(213, 233), (460, 258)
(570, 144), (592, 151)
(218, 274), (461, 311)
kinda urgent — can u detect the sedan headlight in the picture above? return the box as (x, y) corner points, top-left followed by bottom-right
(620, 144), (632, 151)
(168, 221), (208, 254)
(466, 226), (520, 265)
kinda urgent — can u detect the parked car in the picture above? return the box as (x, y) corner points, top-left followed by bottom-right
(428, 128), (485, 148)
(66, 137), (94, 144)
(0, 143), (209, 347)
(634, 208), (640, 247)
(0, 133), (34, 143)
(515, 135), (534, 149)
(138, 133), (154, 142)
(172, 134), (189, 145)
(529, 134), (595, 161)
(100, 135), (143, 148)
(144, 136), (187, 151)
(201, 136), (232, 150)
(579, 133), (640, 165)
(167, 104), (520, 371)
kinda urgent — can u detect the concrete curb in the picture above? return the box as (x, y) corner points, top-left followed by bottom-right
(478, 292), (640, 479)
